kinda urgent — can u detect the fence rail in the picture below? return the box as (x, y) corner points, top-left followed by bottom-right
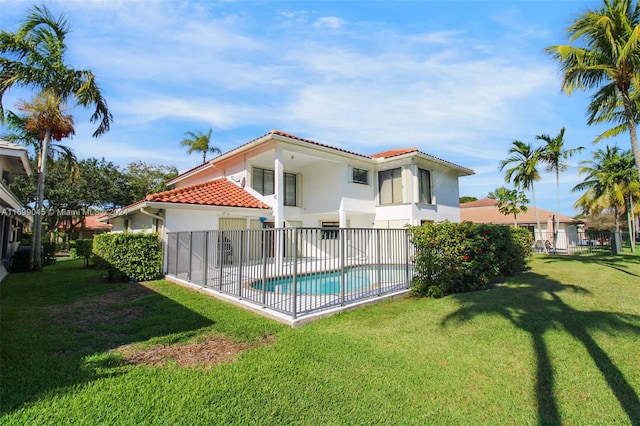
(166, 228), (413, 319)
(533, 229), (618, 254)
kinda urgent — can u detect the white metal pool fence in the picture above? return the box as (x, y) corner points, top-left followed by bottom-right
(534, 228), (620, 254)
(164, 226), (620, 322)
(165, 227), (414, 319)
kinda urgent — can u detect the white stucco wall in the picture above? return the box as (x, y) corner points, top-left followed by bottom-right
(431, 165), (461, 210)
(302, 161), (344, 214)
(374, 204), (413, 224)
(165, 208), (219, 233)
(130, 212), (154, 231)
(176, 166), (224, 188)
(108, 213), (155, 233)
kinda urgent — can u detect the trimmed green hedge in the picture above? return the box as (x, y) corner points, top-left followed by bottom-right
(92, 232), (162, 282)
(408, 222), (532, 298)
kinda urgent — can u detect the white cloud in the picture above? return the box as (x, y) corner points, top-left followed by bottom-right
(313, 16), (346, 30)
(409, 30), (461, 45)
(113, 97), (264, 129)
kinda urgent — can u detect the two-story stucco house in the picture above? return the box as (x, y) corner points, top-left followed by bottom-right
(103, 130), (474, 237)
(0, 140), (32, 280)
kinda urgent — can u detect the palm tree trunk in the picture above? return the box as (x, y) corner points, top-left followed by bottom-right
(621, 90), (640, 183)
(554, 169), (560, 253)
(531, 184), (547, 254)
(31, 129), (51, 271)
(202, 151), (206, 164)
(628, 195), (635, 253)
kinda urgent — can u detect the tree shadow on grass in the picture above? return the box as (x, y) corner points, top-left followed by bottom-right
(544, 253), (640, 278)
(0, 277), (215, 416)
(441, 273), (640, 425)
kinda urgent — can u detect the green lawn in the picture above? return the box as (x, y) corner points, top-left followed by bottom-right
(1, 254), (639, 425)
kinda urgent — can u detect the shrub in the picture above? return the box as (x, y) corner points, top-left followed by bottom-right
(70, 239), (93, 266)
(93, 232), (162, 282)
(408, 222), (532, 298)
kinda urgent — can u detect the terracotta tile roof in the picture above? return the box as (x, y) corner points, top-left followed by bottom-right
(369, 148), (419, 159)
(460, 198), (498, 208)
(84, 214), (113, 230)
(57, 214), (113, 231)
(460, 198), (579, 224)
(146, 178), (270, 209)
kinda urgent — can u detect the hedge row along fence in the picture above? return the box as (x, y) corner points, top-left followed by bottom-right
(408, 222), (533, 298)
(92, 233), (162, 282)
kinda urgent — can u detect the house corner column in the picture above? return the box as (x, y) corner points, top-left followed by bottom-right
(274, 147), (284, 228)
(274, 147), (285, 270)
(339, 204), (347, 228)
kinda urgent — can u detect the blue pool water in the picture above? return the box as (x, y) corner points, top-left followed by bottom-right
(251, 265), (410, 295)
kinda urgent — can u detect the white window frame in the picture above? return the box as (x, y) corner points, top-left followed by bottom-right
(418, 168), (432, 205)
(351, 167), (369, 185)
(378, 167), (403, 205)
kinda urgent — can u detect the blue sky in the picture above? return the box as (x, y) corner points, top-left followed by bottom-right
(0, 0), (630, 216)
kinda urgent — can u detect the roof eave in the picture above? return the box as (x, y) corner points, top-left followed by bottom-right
(101, 201), (272, 220)
(374, 151), (474, 176)
(165, 162), (214, 186)
(270, 133), (371, 161)
(147, 201), (272, 212)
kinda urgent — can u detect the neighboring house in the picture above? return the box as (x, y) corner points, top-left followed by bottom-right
(0, 140), (32, 281)
(460, 197), (585, 251)
(102, 129), (473, 246)
(57, 213), (113, 240)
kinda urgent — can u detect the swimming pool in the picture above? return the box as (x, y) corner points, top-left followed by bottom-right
(250, 265), (411, 295)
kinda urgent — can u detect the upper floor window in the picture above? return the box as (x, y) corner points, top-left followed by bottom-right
(378, 167), (402, 205)
(419, 168), (432, 204)
(253, 167), (275, 196)
(284, 172), (297, 206)
(352, 167), (369, 185)
(252, 167), (297, 206)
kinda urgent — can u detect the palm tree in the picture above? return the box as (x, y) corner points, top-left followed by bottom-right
(18, 90), (75, 268)
(616, 151), (640, 249)
(0, 5), (112, 270)
(545, 0), (640, 180)
(2, 110), (79, 178)
(573, 146), (640, 251)
(537, 127), (584, 250)
(500, 140), (545, 245)
(181, 128), (221, 164)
